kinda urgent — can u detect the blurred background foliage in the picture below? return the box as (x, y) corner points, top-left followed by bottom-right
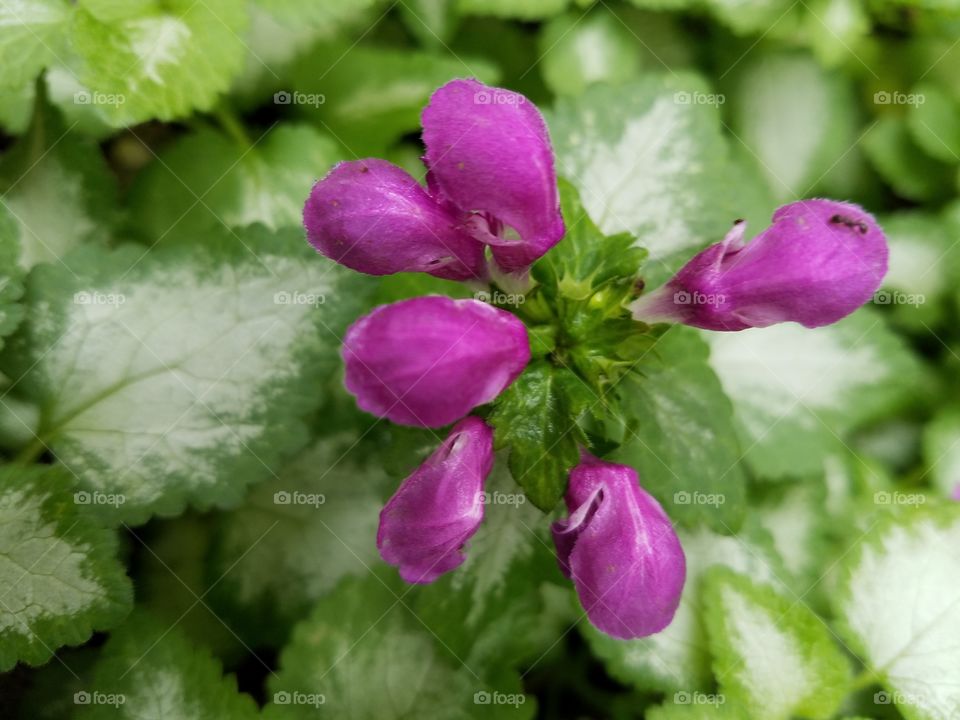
(1, 0), (959, 718)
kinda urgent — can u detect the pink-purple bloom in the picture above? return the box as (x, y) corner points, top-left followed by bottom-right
(378, 417), (494, 583)
(304, 78), (564, 280)
(630, 199), (888, 331)
(342, 295), (530, 428)
(551, 453), (686, 639)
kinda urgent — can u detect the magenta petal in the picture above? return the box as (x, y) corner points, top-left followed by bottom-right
(422, 78), (565, 273)
(304, 159), (487, 281)
(631, 199), (889, 331)
(551, 454), (686, 639)
(378, 417), (493, 583)
(342, 296), (531, 428)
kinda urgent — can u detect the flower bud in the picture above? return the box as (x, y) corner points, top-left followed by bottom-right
(342, 296), (530, 428)
(378, 417), (494, 583)
(304, 159), (487, 281)
(630, 200), (888, 331)
(552, 453), (685, 639)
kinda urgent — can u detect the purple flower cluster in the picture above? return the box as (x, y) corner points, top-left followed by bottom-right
(302, 78), (888, 639)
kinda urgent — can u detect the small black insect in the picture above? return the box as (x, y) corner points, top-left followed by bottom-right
(829, 213), (869, 235)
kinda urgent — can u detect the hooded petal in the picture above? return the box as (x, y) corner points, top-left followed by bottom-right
(304, 158), (487, 281)
(342, 296), (531, 427)
(631, 199), (888, 331)
(378, 417), (493, 583)
(551, 453), (685, 639)
(422, 78), (565, 273)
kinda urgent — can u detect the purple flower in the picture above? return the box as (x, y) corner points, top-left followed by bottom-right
(630, 199), (888, 331)
(342, 295), (530, 428)
(303, 78), (564, 279)
(378, 417), (494, 583)
(552, 453), (685, 639)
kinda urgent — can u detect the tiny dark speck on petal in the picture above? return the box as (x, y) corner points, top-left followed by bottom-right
(456, 161), (465, 171)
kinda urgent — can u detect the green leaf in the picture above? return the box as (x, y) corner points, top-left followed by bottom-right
(703, 308), (923, 479)
(922, 407), (960, 497)
(584, 520), (787, 693)
(0, 98), (118, 270)
(256, 0), (382, 30)
(0, 1), (71, 90)
(209, 435), (392, 645)
(729, 51), (858, 200)
(534, 179), (646, 300)
(879, 211), (957, 329)
(755, 481), (828, 594)
(489, 362), (586, 511)
(128, 124), (340, 242)
(69, 0), (248, 125)
(457, 0), (571, 19)
(538, 7), (641, 96)
(75, 611), (259, 720)
(549, 74), (730, 286)
(862, 115), (954, 203)
(703, 568), (851, 720)
(0, 205), (25, 349)
(267, 574), (534, 719)
(412, 462), (559, 669)
(611, 327), (747, 531)
(1, 227), (373, 523)
(0, 465), (132, 671)
(835, 505), (960, 720)
(290, 45), (499, 154)
(704, 0), (798, 35)
(908, 82), (960, 163)
(401, 0), (460, 46)
(646, 700), (744, 719)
